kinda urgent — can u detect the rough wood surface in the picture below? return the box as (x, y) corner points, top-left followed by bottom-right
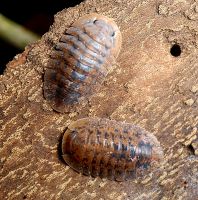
(0, 0), (198, 199)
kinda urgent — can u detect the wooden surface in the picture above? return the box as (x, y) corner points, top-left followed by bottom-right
(0, 0), (198, 199)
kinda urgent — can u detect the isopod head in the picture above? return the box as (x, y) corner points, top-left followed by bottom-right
(73, 13), (122, 59)
(43, 13), (122, 113)
(62, 118), (164, 181)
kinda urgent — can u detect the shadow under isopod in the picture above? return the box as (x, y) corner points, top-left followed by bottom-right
(57, 130), (67, 164)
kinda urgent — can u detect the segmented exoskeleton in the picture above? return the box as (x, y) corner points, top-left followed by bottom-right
(62, 118), (163, 181)
(44, 14), (122, 112)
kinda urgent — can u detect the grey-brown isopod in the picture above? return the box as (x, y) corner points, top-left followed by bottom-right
(62, 118), (164, 181)
(43, 13), (122, 113)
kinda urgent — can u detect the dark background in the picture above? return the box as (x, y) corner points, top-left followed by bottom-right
(0, 0), (83, 74)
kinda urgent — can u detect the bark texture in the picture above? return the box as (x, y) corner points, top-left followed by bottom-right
(0, 0), (198, 199)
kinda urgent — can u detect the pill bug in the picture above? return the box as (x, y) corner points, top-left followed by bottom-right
(62, 118), (164, 181)
(43, 13), (122, 113)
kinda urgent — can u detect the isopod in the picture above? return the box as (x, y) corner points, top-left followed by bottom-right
(62, 118), (164, 181)
(43, 13), (122, 112)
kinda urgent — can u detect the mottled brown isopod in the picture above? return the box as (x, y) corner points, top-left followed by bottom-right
(62, 118), (164, 181)
(43, 13), (122, 112)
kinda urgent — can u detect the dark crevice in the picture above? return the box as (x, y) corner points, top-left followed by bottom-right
(187, 144), (195, 155)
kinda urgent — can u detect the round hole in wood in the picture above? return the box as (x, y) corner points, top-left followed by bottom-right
(170, 44), (181, 57)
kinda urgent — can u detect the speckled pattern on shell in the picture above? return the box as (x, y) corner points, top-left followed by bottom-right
(43, 13), (122, 113)
(62, 118), (164, 181)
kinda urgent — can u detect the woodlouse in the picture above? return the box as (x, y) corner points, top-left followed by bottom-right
(62, 118), (164, 181)
(44, 14), (122, 112)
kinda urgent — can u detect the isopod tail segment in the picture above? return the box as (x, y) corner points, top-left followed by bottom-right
(43, 13), (122, 113)
(62, 118), (164, 181)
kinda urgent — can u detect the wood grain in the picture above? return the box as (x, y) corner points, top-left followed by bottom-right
(0, 0), (197, 199)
